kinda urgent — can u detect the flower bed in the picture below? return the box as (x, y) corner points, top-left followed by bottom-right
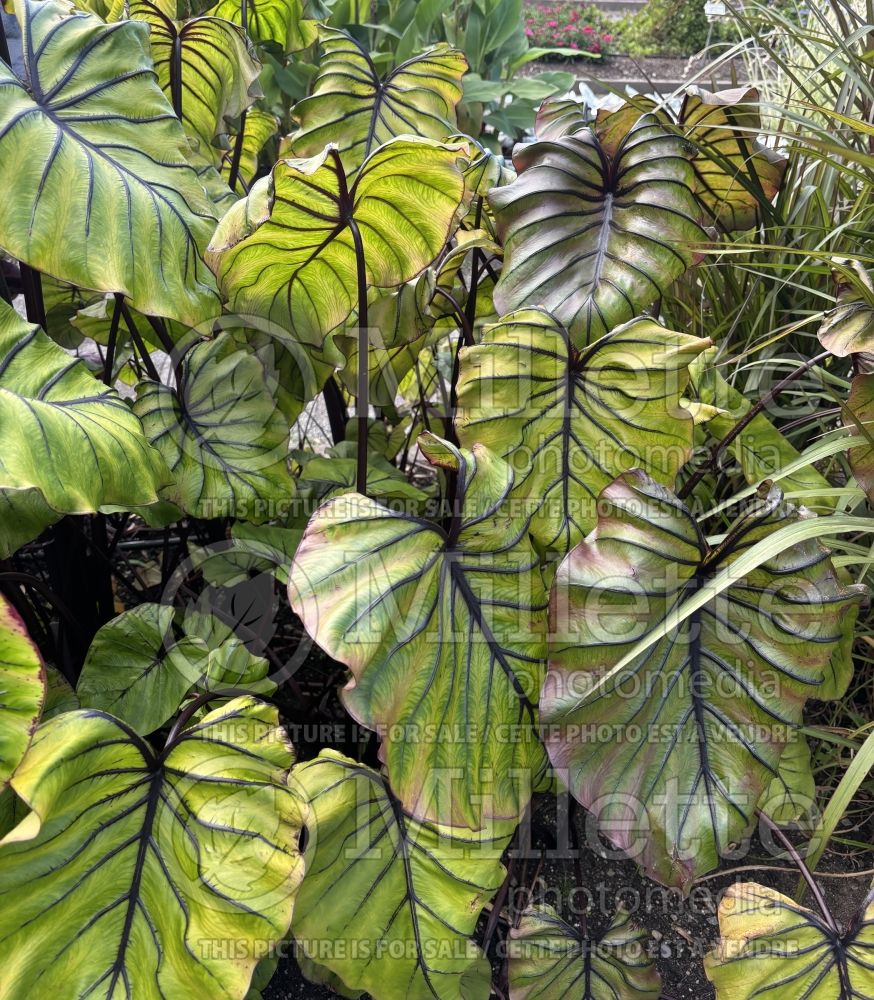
(524, 2), (616, 54)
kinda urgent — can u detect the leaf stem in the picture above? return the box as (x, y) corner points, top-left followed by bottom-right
(19, 263), (46, 330)
(163, 687), (257, 753)
(102, 294), (124, 385)
(121, 303), (161, 381)
(322, 375), (347, 443)
(757, 809), (839, 934)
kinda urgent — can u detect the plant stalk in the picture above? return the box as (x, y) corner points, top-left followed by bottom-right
(226, 0), (249, 192)
(102, 294), (125, 385)
(757, 809), (839, 935)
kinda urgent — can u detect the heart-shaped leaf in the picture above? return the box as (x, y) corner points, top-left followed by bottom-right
(489, 115), (705, 346)
(455, 308), (710, 555)
(206, 137), (467, 346)
(133, 332), (294, 522)
(130, 0), (261, 164)
(679, 86), (788, 231)
(817, 261), (874, 358)
(0, 299), (169, 550)
(0, 0), (220, 325)
(209, 0), (318, 52)
(0, 596), (44, 792)
(287, 26), (468, 170)
(0, 696), (305, 998)
(705, 882), (874, 999)
(289, 435), (548, 829)
(291, 749), (510, 1000)
(844, 373), (874, 501)
(77, 602), (274, 735)
(508, 905), (661, 999)
(543, 470), (865, 888)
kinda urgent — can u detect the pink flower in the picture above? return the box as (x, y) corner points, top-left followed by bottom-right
(547, 19), (557, 26)
(525, 28), (533, 36)
(583, 25), (593, 33)
(603, 33), (613, 42)
(570, 8), (579, 19)
(570, 42), (578, 48)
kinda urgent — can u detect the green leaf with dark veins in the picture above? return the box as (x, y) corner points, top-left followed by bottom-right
(0, 299), (170, 539)
(705, 882), (874, 999)
(508, 905), (661, 999)
(129, 0), (262, 165)
(291, 750), (510, 1000)
(489, 115), (705, 346)
(0, 595), (45, 793)
(543, 471), (866, 889)
(0, 697), (305, 998)
(289, 435), (548, 830)
(210, 0), (318, 52)
(287, 26), (467, 170)
(133, 332), (294, 522)
(455, 307), (710, 555)
(0, 0), (220, 325)
(206, 137), (467, 346)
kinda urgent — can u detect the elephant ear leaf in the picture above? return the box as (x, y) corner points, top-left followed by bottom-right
(287, 26), (468, 170)
(0, 299), (169, 549)
(129, 0), (261, 165)
(680, 85), (788, 231)
(455, 307), (711, 556)
(705, 882), (874, 999)
(508, 905), (661, 999)
(209, 0), (318, 52)
(288, 435), (548, 830)
(76, 602), (275, 736)
(543, 471), (866, 889)
(817, 260), (874, 358)
(0, 696), (305, 998)
(133, 332), (294, 522)
(489, 114), (705, 346)
(0, 596), (45, 792)
(291, 750), (509, 1000)
(844, 373), (874, 502)
(0, 0), (220, 325)
(206, 137), (467, 346)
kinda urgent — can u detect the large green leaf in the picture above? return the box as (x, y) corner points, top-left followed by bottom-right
(489, 115), (705, 346)
(288, 435), (548, 830)
(209, 0), (318, 52)
(704, 882), (874, 999)
(507, 905), (661, 999)
(287, 26), (468, 170)
(817, 261), (874, 358)
(844, 373), (874, 501)
(455, 308), (709, 555)
(76, 602), (274, 735)
(0, 696), (305, 997)
(0, 299), (169, 546)
(688, 352), (835, 510)
(133, 332), (294, 522)
(542, 471), (865, 889)
(291, 750), (509, 1000)
(129, 0), (261, 165)
(0, 596), (45, 792)
(206, 137), (467, 346)
(679, 86), (787, 231)
(0, 0), (220, 325)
